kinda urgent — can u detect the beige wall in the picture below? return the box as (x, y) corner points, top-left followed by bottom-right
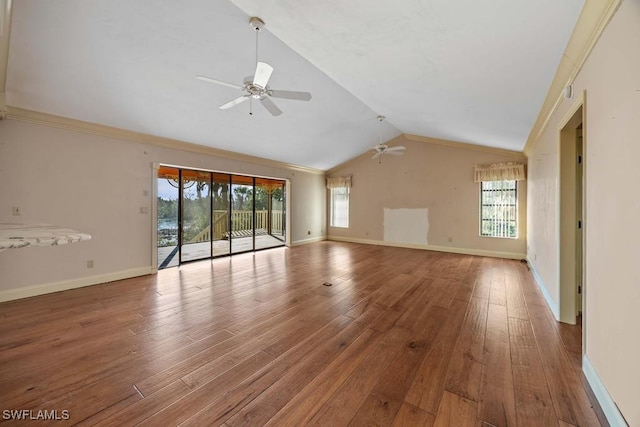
(0, 119), (326, 298)
(328, 135), (527, 258)
(526, 0), (640, 424)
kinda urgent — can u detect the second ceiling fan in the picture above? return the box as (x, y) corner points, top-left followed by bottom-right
(197, 17), (312, 116)
(372, 116), (406, 162)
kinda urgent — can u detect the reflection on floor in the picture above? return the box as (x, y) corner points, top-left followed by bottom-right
(158, 234), (285, 269)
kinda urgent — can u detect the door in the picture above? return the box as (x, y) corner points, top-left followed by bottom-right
(576, 125), (584, 317)
(559, 105), (585, 325)
(180, 170), (212, 262)
(157, 166), (286, 267)
(255, 178), (286, 250)
(157, 166), (180, 269)
(231, 175), (255, 254)
(212, 173), (231, 257)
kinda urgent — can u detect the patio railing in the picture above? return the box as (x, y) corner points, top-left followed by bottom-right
(188, 210), (284, 243)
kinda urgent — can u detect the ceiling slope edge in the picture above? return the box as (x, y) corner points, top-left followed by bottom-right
(404, 134), (526, 160)
(326, 133), (526, 175)
(326, 134), (407, 175)
(5, 106), (326, 176)
(524, 0), (622, 155)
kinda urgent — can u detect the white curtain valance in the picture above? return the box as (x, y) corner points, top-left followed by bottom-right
(474, 162), (526, 182)
(326, 176), (352, 189)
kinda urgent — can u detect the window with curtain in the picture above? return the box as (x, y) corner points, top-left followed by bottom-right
(480, 180), (517, 238)
(474, 162), (525, 239)
(330, 187), (350, 228)
(327, 176), (351, 228)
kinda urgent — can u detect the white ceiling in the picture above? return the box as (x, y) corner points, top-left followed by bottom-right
(6, 0), (583, 170)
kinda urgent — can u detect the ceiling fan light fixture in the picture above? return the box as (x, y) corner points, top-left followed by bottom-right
(371, 115), (405, 163)
(196, 16), (312, 116)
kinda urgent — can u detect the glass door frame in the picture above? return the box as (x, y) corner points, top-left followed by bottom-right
(154, 164), (288, 270)
(179, 169), (214, 264)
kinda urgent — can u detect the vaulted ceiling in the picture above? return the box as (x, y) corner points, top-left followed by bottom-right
(5, 0), (584, 170)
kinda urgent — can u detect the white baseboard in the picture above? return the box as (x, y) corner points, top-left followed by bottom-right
(0, 267), (154, 303)
(526, 256), (560, 320)
(327, 235), (525, 260)
(291, 236), (327, 246)
(583, 355), (629, 427)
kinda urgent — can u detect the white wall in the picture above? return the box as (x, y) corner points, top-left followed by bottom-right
(526, 0), (640, 424)
(0, 119), (326, 298)
(328, 135), (527, 258)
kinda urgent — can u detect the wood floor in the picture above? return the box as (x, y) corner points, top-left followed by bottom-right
(0, 242), (606, 426)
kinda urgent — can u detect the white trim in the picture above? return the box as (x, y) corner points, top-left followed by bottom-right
(523, 0), (622, 155)
(327, 134), (525, 175)
(404, 134), (526, 159)
(291, 236), (327, 246)
(583, 355), (629, 427)
(0, 267), (153, 303)
(328, 236), (525, 260)
(151, 162), (159, 271)
(285, 180), (292, 247)
(6, 107), (325, 175)
(526, 257), (560, 320)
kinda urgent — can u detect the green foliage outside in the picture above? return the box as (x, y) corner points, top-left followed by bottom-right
(157, 180), (284, 247)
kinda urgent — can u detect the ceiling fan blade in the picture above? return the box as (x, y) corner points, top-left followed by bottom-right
(386, 150), (405, 156)
(219, 95), (249, 109)
(372, 152), (381, 159)
(268, 90), (312, 101)
(385, 146), (406, 152)
(197, 76), (243, 90)
(259, 96), (282, 116)
(253, 62), (273, 89)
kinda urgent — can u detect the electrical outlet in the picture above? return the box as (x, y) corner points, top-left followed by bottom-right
(86, 260), (94, 268)
(12, 206), (21, 216)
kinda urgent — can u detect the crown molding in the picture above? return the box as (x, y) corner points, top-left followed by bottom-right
(327, 133), (525, 175)
(5, 106), (326, 176)
(404, 134), (526, 159)
(523, 0), (622, 155)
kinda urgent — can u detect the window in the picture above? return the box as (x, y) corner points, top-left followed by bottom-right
(330, 187), (349, 228)
(480, 180), (517, 238)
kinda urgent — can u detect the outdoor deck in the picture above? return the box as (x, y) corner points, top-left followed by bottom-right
(158, 234), (285, 269)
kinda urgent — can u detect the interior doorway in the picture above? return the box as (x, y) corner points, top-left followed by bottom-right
(559, 104), (584, 329)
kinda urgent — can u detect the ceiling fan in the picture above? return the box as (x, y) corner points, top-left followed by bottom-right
(372, 116), (405, 162)
(196, 17), (312, 116)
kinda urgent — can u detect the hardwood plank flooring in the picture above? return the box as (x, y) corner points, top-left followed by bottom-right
(0, 242), (606, 426)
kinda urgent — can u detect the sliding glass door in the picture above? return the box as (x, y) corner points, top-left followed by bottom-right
(231, 175), (254, 254)
(157, 166), (180, 269)
(255, 178), (286, 250)
(157, 166), (286, 269)
(180, 170), (212, 262)
(212, 173), (231, 257)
